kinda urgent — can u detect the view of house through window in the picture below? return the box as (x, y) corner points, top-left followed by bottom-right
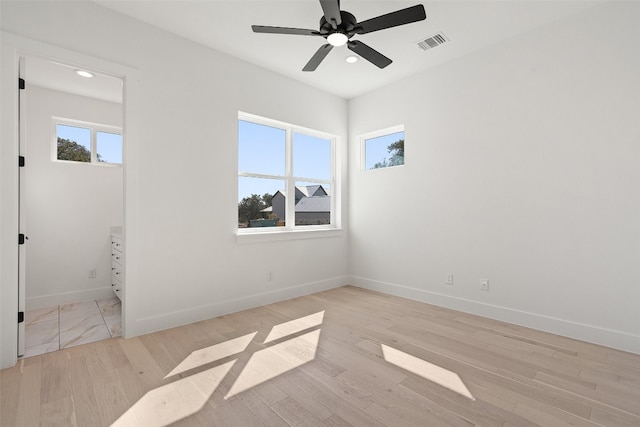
(238, 113), (335, 230)
(56, 119), (123, 165)
(363, 126), (405, 170)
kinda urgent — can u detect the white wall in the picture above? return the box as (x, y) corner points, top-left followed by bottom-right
(348, 2), (640, 353)
(1, 0), (348, 368)
(25, 85), (123, 308)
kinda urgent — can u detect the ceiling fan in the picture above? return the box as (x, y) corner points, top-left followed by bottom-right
(252, 0), (426, 71)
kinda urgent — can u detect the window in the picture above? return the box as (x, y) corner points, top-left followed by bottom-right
(362, 125), (405, 170)
(96, 131), (123, 164)
(54, 118), (123, 165)
(238, 112), (336, 231)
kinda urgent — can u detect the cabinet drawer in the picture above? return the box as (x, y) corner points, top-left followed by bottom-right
(111, 237), (123, 253)
(112, 265), (123, 281)
(111, 250), (123, 266)
(112, 275), (122, 299)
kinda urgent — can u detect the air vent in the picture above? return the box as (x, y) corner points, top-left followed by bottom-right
(417, 33), (448, 51)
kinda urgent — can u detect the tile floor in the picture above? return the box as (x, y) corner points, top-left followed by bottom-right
(23, 296), (121, 358)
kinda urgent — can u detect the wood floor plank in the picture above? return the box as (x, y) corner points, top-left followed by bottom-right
(39, 349), (74, 404)
(364, 402), (416, 427)
(67, 348), (102, 427)
(589, 405), (640, 427)
(2, 285), (639, 426)
(235, 387), (290, 426)
(399, 374), (526, 427)
(39, 395), (77, 427)
(270, 396), (326, 426)
(512, 401), (599, 427)
(0, 357), (42, 426)
(91, 379), (130, 425)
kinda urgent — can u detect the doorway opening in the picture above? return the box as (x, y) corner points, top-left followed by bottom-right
(19, 55), (125, 358)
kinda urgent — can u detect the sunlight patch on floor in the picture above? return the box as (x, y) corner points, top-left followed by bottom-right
(112, 360), (236, 427)
(165, 332), (256, 378)
(225, 329), (320, 399)
(113, 311), (325, 425)
(264, 310), (324, 344)
(381, 344), (475, 400)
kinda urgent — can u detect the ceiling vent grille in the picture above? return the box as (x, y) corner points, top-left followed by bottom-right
(417, 33), (448, 51)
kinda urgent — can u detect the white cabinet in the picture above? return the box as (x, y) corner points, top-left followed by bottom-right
(111, 234), (124, 299)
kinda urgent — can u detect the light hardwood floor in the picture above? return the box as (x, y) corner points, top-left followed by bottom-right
(1, 286), (639, 426)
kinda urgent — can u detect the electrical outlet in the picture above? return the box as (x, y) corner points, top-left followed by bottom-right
(446, 273), (454, 285)
(89, 268), (97, 279)
(480, 279), (489, 291)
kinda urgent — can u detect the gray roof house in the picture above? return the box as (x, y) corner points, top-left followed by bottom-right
(261, 185), (330, 226)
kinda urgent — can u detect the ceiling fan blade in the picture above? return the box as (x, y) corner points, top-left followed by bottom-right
(252, 25), (321, 36)
(356, 4), (426, 35)
(303, 44), (334, 72)
(320, 0), (342, 29)
(347, 40), (392, 69)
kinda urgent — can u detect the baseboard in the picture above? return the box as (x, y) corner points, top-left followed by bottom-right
(26, 287), (115, 310)
(350, 276), (640, 355)
(129, 276), (348, 337)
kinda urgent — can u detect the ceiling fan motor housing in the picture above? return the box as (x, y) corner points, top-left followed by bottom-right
(320, 11), (357, 38)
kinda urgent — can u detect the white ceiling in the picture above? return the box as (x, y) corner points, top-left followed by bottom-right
(25, 55), (123, 104)
(92, 0), (603, 99)
(28, 1), (604, 101)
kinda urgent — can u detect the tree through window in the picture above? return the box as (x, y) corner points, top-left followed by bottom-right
(237, 113), (336, 230)
(362, 126), (405, 170)
(55, 120), (122, 165)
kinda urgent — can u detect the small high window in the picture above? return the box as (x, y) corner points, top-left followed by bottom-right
(96, 131), (123, 164)
(362, 125), (405, 170)
(56, 124), (91, 163)
(54, 118), (122, 165)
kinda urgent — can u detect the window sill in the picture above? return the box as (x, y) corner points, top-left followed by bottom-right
(236, 227), (344, 243)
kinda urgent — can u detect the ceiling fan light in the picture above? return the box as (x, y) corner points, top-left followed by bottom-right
(345, 55), (358, 64)
(327, 32), (348, 47)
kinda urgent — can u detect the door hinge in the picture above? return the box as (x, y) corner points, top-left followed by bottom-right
(18, 312), (24, 323)
(19, 78), (25, 90)
(19, 156), (25, 167)
(19, 234), (25, 245)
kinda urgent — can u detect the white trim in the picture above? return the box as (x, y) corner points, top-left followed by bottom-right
(26, 287), (114, 310)
(239, 111), (335, 142)
(238, 111), (339, 233)
(359, 124), (405, 171)
(1, 33), (21, 370)
(350, 276), (640, 355)
(131, 276), (348, 337)
(0, 31), (140, 369)
(52, 116), (123, 166)
(237, 227), (344, 243)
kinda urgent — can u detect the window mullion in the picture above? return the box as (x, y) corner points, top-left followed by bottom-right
(91, 129), (97, 163)
(285, 128), (295, 230)
(238, 172), (285, 180)
(237, 112), (337, 232)
(330, 137), (336, 226)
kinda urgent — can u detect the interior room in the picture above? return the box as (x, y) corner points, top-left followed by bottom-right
(1, 0), (638, 425)
(20, 56), (124, 357)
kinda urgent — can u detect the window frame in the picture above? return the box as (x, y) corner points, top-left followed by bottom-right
(360, 124), (405, 171)
(52, 116), (123, 166)
(237, 112), (339, 237)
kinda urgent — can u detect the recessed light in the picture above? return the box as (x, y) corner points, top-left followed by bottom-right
(345, 55), (359, 64)
(327, 32), (348, 47)
(74, 69), (94, 78)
